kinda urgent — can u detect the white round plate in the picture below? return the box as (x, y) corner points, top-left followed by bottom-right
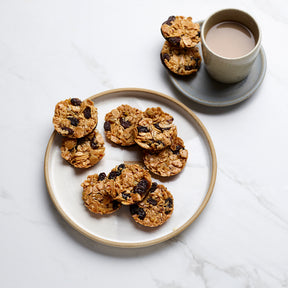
(44, 88), (217, 248)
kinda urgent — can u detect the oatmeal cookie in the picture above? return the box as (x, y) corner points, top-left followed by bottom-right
(144, 107), (174, 123)
(130, 182), (174, 227)
(61, 130), (105, 168)
(161, 41), (201, 76)
(143, 137), (188, 176)
(53, 98), (98, 138)
(134, 107), (177, 151)
(104, 104), (143, 146)
(161, 16), (200, 49)
(107, 164), (152, 205)
(82, 173), (121, 215)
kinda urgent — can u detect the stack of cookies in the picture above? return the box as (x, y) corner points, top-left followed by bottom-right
(104, 104), (189, 177)
(160, 16), (202, 76)
(81, 163), (174, 227)
(53, 98), (105, 168)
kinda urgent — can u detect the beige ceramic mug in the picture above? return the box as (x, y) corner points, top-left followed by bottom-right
(201, 9), (262, 83)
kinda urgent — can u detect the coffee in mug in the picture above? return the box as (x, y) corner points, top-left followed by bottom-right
(205, 21), (256, 58)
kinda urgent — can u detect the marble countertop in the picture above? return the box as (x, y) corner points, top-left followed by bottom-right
(1, 0), (287, 287)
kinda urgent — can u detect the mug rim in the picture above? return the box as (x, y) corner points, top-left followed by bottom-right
(201, 8), (262, 61)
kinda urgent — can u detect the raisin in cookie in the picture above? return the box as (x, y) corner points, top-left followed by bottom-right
(107, 164), (152, 205)
(82, 173), (121, 215)
(61, 130), (105, 168)
(143, 137), (188, 177)
(134, 107), (177, 151)
(53, 98), (98, 138)
(130, 182), (174, 227)
(161, 41), (201, 76)
(104, 104), (143, 146)
(161, 16), (200, 49)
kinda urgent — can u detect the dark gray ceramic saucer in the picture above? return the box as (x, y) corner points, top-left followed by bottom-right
(168, 22), (267, 107)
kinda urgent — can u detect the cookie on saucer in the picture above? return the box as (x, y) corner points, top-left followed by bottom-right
(161, 16), (200, 49)
(161, 41), (201, 76)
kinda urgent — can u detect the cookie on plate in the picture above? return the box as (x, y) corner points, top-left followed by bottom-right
(81, 173), (121, 215)
(144, 106), (174, 123)
(161, 41), (201, 76)
(104, 104), (143, 146)
(130, 182), (174, 227)
(53, 98), (98, 138)
(107, 164), (152, 205)
(134, 107), (177, 151)
(61, 130), (105, 168)
(161, 16), (200, 49)
(143, 137), (188, 177)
